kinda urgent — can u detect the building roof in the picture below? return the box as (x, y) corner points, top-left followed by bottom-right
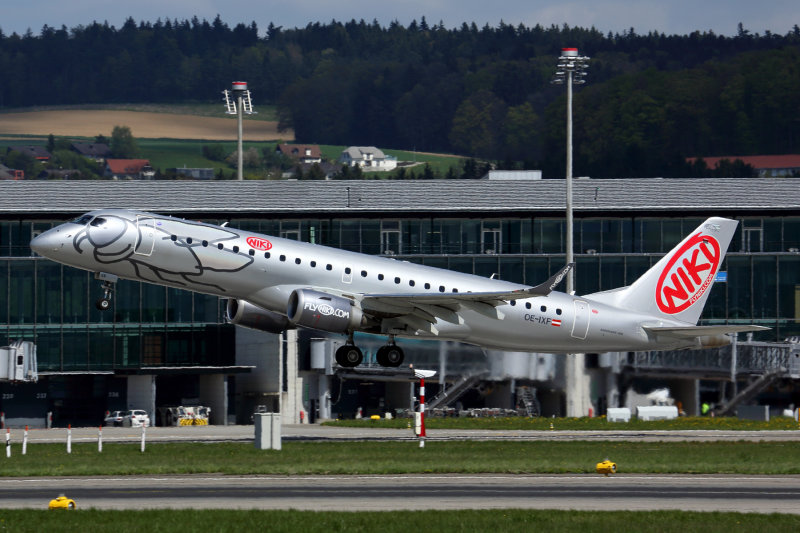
(8, 145), (52, 160)
(691, 155), (800, 170)
(276, 144), (322, 159)
(341, 146), (386, 160)
(1, 178), (799, 217)
(72, 142), (111, 157)
(105, 159), (151, 175)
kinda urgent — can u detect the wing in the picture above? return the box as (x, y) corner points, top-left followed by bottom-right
(358, 263), (573, 335)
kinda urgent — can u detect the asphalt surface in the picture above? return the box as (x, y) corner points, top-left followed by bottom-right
(2, 474), (800, 513)
(4, 424), (800, 514)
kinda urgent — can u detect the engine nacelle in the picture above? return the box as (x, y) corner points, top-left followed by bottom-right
(226, 299), (293, 334)
(287, 289), (363, 333)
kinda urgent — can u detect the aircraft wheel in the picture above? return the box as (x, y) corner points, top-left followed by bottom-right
(335, 345), (363, 367)
(95, 298), (111, 311)
(377, 345), (404, 367)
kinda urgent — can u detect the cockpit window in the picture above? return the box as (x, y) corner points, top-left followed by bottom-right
(89, 217), (107, 227)
(72, 214), (94, 225)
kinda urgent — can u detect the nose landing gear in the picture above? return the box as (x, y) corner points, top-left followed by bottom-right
(94, 272), (118, 311)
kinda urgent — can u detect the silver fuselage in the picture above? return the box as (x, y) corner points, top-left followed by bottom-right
(31, 209), (711, 353)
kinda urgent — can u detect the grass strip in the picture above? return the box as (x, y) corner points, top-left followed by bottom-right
(3, 440), (800, 476)
(0, 509), (796, 533)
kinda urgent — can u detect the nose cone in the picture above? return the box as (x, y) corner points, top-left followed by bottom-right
(30, 228), (65, 258)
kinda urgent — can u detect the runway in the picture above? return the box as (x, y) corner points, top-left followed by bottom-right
(2, 474), (799, 513)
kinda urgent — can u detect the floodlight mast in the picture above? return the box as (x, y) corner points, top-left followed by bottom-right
(551, 48), (589, 295)
(222, 81), (256, 181)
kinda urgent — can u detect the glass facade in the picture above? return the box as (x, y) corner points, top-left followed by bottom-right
(1, 214), (796, 375)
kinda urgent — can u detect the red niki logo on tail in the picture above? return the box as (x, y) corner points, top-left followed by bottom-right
(655, 232), (721, 314)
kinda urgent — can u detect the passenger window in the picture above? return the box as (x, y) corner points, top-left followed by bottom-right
(295, 258), (301, 264)
(378, 274), (384, 280)
(310, 261), (316, 267)
(249, 249), (255, 256)
(556, 309), (562, 315)
(202, 240), (208, 247)
(510, 300), (516, 306)
(265, 252), (271, 259)
(424, 283), (431, 289)
(525, 303), (531, 309)
(345, 267), (351, 274)
(409, 280), (415, 287)
(280, 255), (286, 262)
(217, 243), (224, 250)
(439, 286), (445, 292)
(171, 235), (177, 241)
(326, 264), (332, 271)
(452, 288), (458, 293)
(361, 270), (368, 277)
(187, 238), (193, 244)
(233, 246), (239, 253)
(394, 277), (401, 284)
(540, 306), (547, 312)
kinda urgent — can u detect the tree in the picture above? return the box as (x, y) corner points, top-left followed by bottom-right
(449, 90), (507, 158)
(110, 125), (139, 158)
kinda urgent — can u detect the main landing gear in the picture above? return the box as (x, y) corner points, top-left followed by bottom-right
(94, 272), (118, 311)
(334, 334), (404, 368)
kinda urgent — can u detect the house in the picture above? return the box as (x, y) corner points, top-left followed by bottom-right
(8, 145), (51, 162)
(689, 155), (800, 178)
(0, 163), (24, 180)
(71, 142), (111, 163)
(276, 144), (322, 164)
(339, 146), (397, 171)
(104, 159), (155, 180)
(169, 166), (215, 180)
(281, 161), (340, 180)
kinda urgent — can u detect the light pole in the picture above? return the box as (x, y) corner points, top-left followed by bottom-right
(552, 48), (589, 294)
(223, 81), (256, 181)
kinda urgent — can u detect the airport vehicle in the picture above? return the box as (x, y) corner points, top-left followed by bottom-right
(122, 409), (150, 427)
(103, 410), (124, 427)
(30, 210), (766, 367)
(48, 495), (76, 510)
(159, 405), (210, 426)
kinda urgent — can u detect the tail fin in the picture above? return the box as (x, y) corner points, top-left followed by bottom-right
(588, 217), (737, 325)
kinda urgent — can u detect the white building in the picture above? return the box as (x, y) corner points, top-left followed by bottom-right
(340, 146), (397, 171)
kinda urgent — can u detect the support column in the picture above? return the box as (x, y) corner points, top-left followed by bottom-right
(565, 353), (592, 417)
(199, 374), (228, 425)
(126, 375), (155, 425)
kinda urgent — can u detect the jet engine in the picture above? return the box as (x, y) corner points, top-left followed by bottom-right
(287, 289), (363, 333)
(226, 299), (293, 334)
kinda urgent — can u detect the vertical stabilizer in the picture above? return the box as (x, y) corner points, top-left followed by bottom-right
(591, 218), (737, 325)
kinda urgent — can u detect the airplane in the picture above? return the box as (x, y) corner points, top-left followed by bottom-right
(30, 210), (767, 367)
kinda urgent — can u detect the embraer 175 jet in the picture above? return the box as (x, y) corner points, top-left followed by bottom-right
(30, 210), (766, 367)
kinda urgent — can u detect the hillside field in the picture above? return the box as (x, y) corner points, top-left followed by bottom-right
(0, 109), (292, 141)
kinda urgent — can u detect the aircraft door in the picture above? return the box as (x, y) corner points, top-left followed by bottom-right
(134, 216), (156, 256)
(571, 300), (590, 340)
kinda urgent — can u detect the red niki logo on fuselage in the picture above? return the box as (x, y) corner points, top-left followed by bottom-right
(246, 236), (272, 251)
(655, 232), (721, 314)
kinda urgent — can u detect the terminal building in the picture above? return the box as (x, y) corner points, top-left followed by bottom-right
(0, 178), (799, 426)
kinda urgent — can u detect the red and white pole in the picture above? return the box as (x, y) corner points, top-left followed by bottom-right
(5, 428), (9, 458)
(419, 376), (426, 448)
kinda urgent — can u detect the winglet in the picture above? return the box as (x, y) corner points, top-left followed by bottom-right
(518, 263), (574, 297)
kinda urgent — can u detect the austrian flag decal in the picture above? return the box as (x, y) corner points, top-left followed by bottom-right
(655, 232), (721, 314)
(552, 319), (562, 327)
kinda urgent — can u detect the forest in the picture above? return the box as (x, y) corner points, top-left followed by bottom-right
(0, 17), (798, 178)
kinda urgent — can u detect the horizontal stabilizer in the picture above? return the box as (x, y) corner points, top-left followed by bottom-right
(642, 324), (770, 339)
